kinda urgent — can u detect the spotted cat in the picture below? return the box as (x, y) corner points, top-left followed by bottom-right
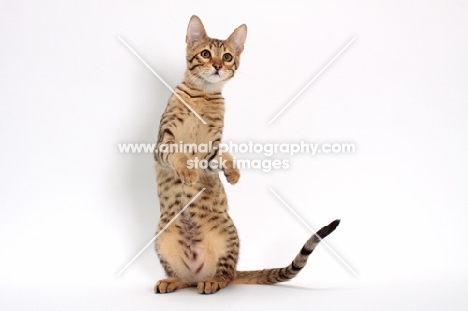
(153, 15), (340, 294)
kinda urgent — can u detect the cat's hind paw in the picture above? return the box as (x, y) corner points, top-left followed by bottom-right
(197, 279), (228, 294)
(154, 278), (189, 294)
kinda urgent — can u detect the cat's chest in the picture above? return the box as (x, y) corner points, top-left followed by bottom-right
(180, 112), (224, 142)
(177, 115), (220, 141)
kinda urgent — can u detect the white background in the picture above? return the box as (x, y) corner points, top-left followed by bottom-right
(1, 0), (468, 310)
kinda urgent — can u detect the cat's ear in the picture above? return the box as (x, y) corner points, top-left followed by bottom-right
(227, 24), (247, 55)
(186, 15), (207, 47)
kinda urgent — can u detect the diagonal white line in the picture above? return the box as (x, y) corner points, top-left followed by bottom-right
(118, 36), (207, 125)
(268, 37), (356, 124)
(117, 188), (206, 276)
(268, 188), (357, 275)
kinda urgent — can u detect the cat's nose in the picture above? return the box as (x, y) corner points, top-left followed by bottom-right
(212, 62), (222, 70)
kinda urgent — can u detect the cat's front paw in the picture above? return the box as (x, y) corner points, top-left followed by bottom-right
(176, 166), (198, 185)
(224, 167), (240, 184)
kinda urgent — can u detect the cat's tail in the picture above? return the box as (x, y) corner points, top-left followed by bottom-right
(231, 219), (340, 285)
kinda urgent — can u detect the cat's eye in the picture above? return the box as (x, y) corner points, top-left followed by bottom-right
(201, 50), (211, 58)
(223, 53), (233, 62)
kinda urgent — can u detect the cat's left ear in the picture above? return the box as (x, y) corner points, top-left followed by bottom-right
(227, 24), (247, 55)
(186, 15), (207, 47)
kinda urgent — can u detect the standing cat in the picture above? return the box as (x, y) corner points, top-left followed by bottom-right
(153, 15), (340, 294)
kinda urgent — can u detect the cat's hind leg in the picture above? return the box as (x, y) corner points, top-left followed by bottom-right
(197, 252), (236, 294)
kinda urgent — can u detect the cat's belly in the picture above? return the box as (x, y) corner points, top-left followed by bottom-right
(177, 244), (213, 283)
(155, 172), (232, 284)
(156, 218), (227, 284)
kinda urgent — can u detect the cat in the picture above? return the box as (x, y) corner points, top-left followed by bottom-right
(153, 15), (340, 294)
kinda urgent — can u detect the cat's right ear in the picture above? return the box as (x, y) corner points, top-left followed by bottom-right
(186, 15), (207, 47)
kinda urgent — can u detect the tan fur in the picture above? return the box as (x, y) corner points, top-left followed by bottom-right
(153, 15), (340, 295)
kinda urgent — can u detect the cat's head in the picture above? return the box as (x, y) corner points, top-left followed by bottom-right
(185, 15), (247, 91)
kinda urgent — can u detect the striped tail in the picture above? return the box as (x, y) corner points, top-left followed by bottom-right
(231, 219), (340, 285)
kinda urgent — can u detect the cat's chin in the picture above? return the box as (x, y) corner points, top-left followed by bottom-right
(194, 75), (228, 92)
(200, 80), (226, 93)
(186, 72), (229, 93)
(203, 73), (228, 84)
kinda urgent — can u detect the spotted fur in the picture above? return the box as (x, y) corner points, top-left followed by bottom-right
(153, 15), (340, 294)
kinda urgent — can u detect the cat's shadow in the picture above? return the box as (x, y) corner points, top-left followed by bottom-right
(119, 54), (183, 277)
(272, 283), (353, 292)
